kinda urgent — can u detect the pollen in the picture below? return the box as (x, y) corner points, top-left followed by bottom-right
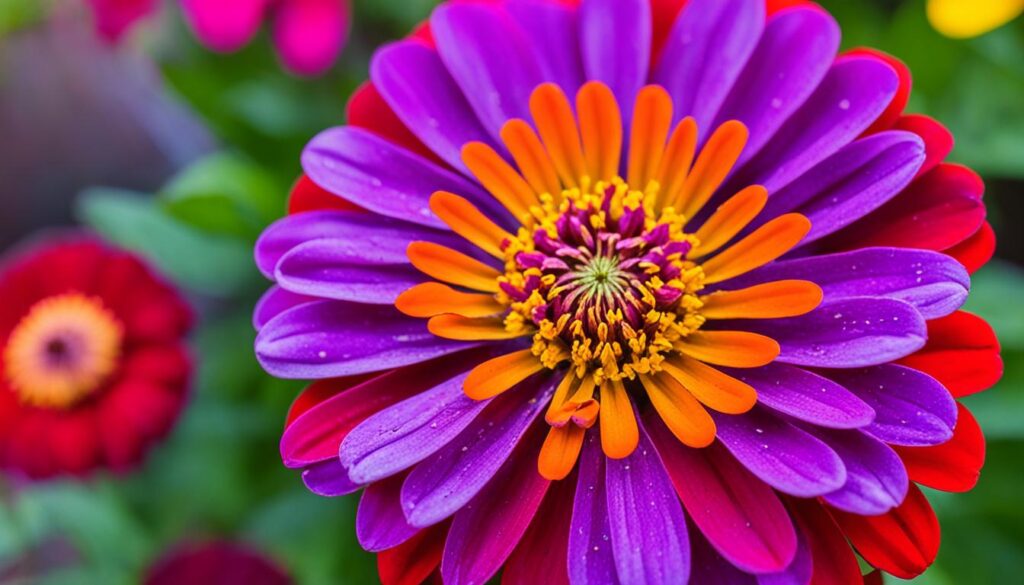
(4, 293), (124, 409)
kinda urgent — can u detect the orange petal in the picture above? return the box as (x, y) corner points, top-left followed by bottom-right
(430, 191), (513, 258)
(675, 330), (780, 368)
(674, 120), (749, 219)
(654, 117), (698, 211)
(700, 213), (811, 284)
(501, 119), (563, 198)
(627, 85), (673, 190)
(464, 349), (546, 400)
(662, 355), (757, 415)
(576, 81), (623, 183)
(599, 379), (639, 459)
(395, 282), (504, 318)
(529, 83), (586, 188)
(427, 314), (527, 341)
(538, 424), (586, 480)
(407, 241), (501, 293)
(546, 371), (582, 424)
(701, 280), (823, 320)
(641, 371), (716, 448)
(690, 185), (768, 259)
(462, 142), (538, 220)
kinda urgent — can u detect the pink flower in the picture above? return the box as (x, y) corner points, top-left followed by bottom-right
(85, 0), (159, 42)
(180, 0), (350, 77)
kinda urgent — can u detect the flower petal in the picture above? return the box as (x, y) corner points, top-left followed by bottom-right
(357, 473), (417, 552)
(897, 310), (1003, 397)
(568, 433), (619, 585)
(895, 402), (986, 493)
(580, 0), (651, 116)
(809, 427), (909, 515)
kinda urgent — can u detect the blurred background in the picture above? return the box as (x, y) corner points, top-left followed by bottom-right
(0, 0), (1020, 583)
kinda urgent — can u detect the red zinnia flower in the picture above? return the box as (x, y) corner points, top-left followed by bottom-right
(0, 237), (192, 479)
(144, 541), (292, 585)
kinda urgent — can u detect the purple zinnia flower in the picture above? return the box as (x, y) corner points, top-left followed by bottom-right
(254, 0), (1002, 583)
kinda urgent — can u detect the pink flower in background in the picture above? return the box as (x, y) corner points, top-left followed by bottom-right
(180, 0), (350, 76)
(85, 0), (350, 76)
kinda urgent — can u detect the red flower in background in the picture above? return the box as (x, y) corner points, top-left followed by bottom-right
(0, 238), (192, 480)
(144, 541), (291, 585)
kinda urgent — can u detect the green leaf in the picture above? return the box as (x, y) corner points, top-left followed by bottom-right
(76, 188), (261, 297)
(160, 153), (286, 240)
(963, 260), (1024, 350)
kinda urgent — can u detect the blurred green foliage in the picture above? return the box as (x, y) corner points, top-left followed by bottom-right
(1, 0), (1023, 583)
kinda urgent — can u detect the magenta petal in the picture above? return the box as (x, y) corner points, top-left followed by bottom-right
(727, 363), (875, 430)
(569, 432), (619, 585)
(255, 300), (476, 379)
(714, 7), (839, 160)
(272, 0), (348, 77)
(649, 418), (797, 574)
(605, 420), (690, 585)
(400, 375), (555, 528)
(372, 41), (500, 173)
(357, 473), (418, 552)
(339, 369), (489, 484)
(431, 3), (545, 141)
(580, 0), (651, 116)
(440, 424), (549, 585)
(714, 407), (847, 497)
(653, 0), (764, 134)
(806, 427), (909, 515)
(180, 0), (267, 53)
(755, 521), (812, 585)
(689, 525), (757, 585)
(827, 365), (957, 447)
(302, 458), (360, 497)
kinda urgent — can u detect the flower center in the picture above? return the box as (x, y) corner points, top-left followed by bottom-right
(3, 293), (124, 409)
(499, 177), (706, 385)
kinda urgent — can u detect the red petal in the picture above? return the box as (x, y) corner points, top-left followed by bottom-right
(48, 409), (101, 477)
(502, 469), (575, 585)
(377, 522), (448, 585)
(120, 344), (192, 389)
(845, 48), (911, 135)
(892, 115), (954, 178)
(767, 0), (818, 15)
(895, 403), (985, 493)
(650, 0), (686, 65)
(898, 311), (1003, 398)
(287, 174), (362, 215)
(788, 498), (862, 585)
(945, 220), (996, 274)
(831, 484), (941, 580)
(828, 163), (985, 252)
(347, 81), (441, 164)
(284, 372), (376, 427)
(863, 570), (884, 585)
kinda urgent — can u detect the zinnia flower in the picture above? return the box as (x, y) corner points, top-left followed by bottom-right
(255, 0), (1002, 583)
(180, 0), (350, 76)
(145, 541), (291, 585)
(0, 237), (192, 479)
(928, 0), (1024, 38)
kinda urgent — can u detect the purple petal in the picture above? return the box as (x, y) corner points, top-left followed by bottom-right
(605, 420), (690, 585)
(441, 424), (549, 585)
(804, 426), (909, 515)
(400, 374), (555, 528)
(357, 473), (417, 552)
(302, 126), (499, 229)
(793, 132), (925, 245)
(432, 3), (544, 141)
(569, 432), (618, 585)
(726, 248), (970, 320)
(689, 526), (757, 585)
(580, 0), (651, 116)
(731, 55), (900, 194)
(507, 0), (584, 95)
(736, 297), (927, 368)
(649, 418), (797, 574)
(726, 363), (875, 430)
(755, 522), (812, 585)
(653, 0), (764, 133)
(371, 41), (498, 173)
(339, 369), (489, 484)
(253, 286), (314, 330)
(827, 365), (957, 447)
(714, 407), (846, 497)
(301, 459), (360, 497)
(255, 300), (476, 379)
(275, 239), (426, 304)
(713, 7), (839, 161)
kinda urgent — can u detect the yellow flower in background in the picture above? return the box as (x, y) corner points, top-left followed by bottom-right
(928, 0), (1024, 38)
